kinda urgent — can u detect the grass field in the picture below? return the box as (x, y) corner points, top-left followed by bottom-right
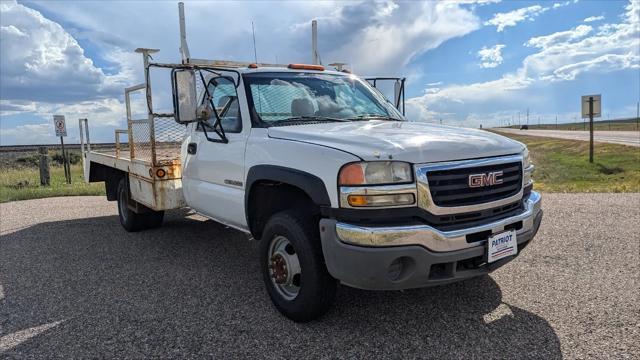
(504, 118), (640, 131)
(0, 162), (104, 203)
(496, 132), (640, 192)
(1, 133), (639, 203)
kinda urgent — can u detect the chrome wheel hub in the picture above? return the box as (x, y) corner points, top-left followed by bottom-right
(268, 235), (301, 300)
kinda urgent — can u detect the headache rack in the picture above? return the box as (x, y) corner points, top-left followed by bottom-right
(78, 45), (274, 211)
(79, 48), (192, 211)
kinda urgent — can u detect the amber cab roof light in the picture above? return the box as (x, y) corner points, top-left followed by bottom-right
(287, 64), (325, 71)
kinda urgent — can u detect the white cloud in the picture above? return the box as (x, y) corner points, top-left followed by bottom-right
(477, 44), (506, 68)
(525, 25), (592, 48)
(551, 52), (639, 80)
(484, 5), (549, 32)
(485, 1), (575, 32)
(553, 1), (572, 9)
(523, 1), (638, 82)
(584, 15), (605, 22)
(294, 1), (481, 75)
(0, 100), (36, 116)
(0, 1), (127, 103)
(408, 1), (639, 125)
(0, 0), (486, 144)
(0, 123), (53, 145)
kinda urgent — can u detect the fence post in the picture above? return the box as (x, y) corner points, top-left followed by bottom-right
(38, 146), (50, 186)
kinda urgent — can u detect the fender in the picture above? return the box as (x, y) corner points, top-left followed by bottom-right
(245, 165), (331, 207)
(245, 165), (331, 236)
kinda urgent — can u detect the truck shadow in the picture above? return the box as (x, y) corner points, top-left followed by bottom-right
(0, 210), (561, 358)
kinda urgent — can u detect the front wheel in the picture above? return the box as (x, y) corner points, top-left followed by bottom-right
(117, 177), (164, 232)
(260, 210), (336, 322)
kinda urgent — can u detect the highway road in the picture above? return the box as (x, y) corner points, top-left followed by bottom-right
(495, 128), (640, 147)
(1, 196), (639, 358)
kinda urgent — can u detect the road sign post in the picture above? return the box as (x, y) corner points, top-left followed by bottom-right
(581, 95), (601, 164)
(38, 146), (50, 186)
(53, 115), (71, 184)
(589, 98), (594, 163)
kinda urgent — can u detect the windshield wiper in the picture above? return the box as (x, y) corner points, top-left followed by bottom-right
(270, 116), (351, 126)
(348, 114), (401, 121)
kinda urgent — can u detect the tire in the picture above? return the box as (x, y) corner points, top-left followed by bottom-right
(117, 177), (164, 232)
(260, 210), (337, 322)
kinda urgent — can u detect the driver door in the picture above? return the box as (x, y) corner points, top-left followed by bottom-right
(181, 74), (249, 229)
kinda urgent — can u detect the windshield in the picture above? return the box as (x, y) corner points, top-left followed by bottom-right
(243, 72), (404, 126)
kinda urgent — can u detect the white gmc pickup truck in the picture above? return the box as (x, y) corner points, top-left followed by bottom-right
(80, 16), (541, 321)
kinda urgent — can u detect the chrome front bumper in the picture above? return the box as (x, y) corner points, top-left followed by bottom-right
(335, 191), (542, 252)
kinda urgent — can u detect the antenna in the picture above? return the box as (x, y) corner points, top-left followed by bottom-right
(178, 2), (191, 64)
(251, 21), (258, 63)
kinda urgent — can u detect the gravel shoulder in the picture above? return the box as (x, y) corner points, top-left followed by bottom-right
(1, 195), (638, 358)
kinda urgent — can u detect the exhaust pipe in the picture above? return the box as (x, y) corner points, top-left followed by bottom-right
(178, 2), (191, 64)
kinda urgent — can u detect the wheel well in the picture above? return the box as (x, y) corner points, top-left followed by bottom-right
(88, 162), (126, 201)
(247, 181), (319, 240)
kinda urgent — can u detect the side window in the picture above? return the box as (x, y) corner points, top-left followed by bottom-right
(202, 77), (242, 133)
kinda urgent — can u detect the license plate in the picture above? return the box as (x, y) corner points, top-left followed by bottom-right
(487, 230), (517, 263)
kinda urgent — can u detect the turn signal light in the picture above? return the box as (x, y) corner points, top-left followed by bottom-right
(155, 168), (166, 178)
(347, 194), (415, 207)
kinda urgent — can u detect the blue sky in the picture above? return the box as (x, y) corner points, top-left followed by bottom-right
(1, 0), (638, 145)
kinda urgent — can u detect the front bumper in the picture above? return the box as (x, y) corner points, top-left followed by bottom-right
(319, 191), (542, 290)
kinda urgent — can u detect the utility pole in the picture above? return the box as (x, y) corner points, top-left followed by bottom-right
(526, 108), (529, 126)
(518, 112), (521, 126)
(555, 115), (558, 129)
(636, 101), (639, 131)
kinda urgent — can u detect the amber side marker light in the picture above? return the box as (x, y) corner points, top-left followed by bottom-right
(288, 64), (324, 71)
(156, 168), (166, 178)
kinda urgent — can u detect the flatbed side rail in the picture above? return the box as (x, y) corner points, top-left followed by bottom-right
(114, 130), (128, 158)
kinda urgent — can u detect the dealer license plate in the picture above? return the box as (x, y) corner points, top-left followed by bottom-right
(487, 230), (517, 263)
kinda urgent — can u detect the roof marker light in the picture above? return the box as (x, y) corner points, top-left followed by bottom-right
(288, 64), (324, 71)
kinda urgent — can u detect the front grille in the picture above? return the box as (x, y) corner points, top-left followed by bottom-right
(427, 161), (522, 207)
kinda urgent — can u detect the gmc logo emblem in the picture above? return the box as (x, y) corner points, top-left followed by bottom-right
(468, 171), (503, 188)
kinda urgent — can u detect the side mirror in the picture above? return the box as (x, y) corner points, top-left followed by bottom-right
(171, 69), (199, 124)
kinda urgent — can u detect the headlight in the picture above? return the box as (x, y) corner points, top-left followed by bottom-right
(338, 161), (413, 186)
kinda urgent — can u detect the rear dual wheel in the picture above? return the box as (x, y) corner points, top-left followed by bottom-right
(117, 177), (164, 232)
(260, 210), (337, 322)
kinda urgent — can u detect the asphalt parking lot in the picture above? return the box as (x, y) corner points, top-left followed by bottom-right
(1, 194), (638, 358)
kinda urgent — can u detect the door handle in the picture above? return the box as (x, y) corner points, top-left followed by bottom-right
(187, 143), (197, 154)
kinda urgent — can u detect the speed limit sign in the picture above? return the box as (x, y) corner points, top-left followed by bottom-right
(53, 115), (67, 137)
